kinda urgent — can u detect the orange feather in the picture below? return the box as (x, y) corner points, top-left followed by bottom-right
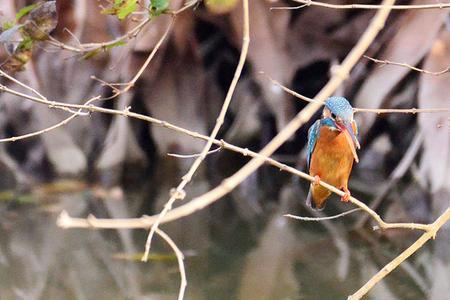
(309, 126), (355, 209)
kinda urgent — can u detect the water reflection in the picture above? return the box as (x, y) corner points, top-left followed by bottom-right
(0, 179), (446, 300)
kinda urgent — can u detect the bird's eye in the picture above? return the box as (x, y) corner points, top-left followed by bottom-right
(331, 113), (336, 119)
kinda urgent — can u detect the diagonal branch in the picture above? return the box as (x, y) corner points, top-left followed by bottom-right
(364, 55), (450, 75)
(264, 74), (450, 114)
(348, 208), (450, 300)
(141, 0), (250, 262)
(0, 96), (100, 143)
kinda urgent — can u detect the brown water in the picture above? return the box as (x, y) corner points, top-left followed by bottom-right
(0, 179), (446, 300)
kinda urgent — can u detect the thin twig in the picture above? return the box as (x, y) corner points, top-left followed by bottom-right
(0, 83), (86, 115)
(58, 210), (187, 300)
(48, 18), (151, 53)
(270, 4), (309, 11)
(0, 69), (46, 100)
(263, 73), (450, 114)
(285, 208), (362, 221)
(364, 55), (450, 76)
(154, 228), (187, 300)
(291, 0), (450, 10)
(348, 208), (450, 300)
(95, 17), (174, 101)
(171, 0), (200, 15)
(167, 147), (222, 158)
(141, 0), (250, 262)
(47, 1), (199, 54)
(0, 15), (174, 141)
(0, 96), (100, 143)
(354, 107), (450, 114)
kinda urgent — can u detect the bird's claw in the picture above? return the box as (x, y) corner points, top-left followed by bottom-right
(313, 175), (321, 186)
(340, 187), (351, 202)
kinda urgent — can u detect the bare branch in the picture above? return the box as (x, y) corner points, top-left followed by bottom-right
(167, 147), (222, 159)
(291, 0), (450, 10)
(0, 71), (88, 115)
(154, 228), (187, 300)
(348, 208), (450, 300)
(263, 73), (450, 114)
(285, 208), (362, 221)
(48, 18), (151, 53)
(46, 1), (199, 54)
(141, 0), (250, 262)
(94, 17), (174, 101)
(0, 96), (100, 143)
(364, 55), (450, 76)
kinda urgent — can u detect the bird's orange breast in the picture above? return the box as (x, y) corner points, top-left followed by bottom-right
(309, 126), (355, 207)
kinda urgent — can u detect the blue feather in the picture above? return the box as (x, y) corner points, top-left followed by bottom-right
(307, 97), (356, 170)
(307, 119), (321, 170)
(325, 97), (353, 121)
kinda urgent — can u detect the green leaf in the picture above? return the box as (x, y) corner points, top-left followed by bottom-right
(82, 40), (126, 60)
(117, 0), (137, 20)
(81, 49), (101, 60)
(16, 3), (39, 21)
(2, 21), (16, 31)
(150, 0), (170, 16)
(101, 0), (137, 20)
(17, 36), (34, 51)
(105, 40), (126, 50)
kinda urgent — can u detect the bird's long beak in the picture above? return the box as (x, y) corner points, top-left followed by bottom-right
(337, 121), (360, 163)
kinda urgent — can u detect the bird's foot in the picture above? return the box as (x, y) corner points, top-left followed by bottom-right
(313, 175), (321, 186)
(340, 187), (351, 202)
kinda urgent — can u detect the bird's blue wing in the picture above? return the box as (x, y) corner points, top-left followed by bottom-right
(307, 119), (321, 170)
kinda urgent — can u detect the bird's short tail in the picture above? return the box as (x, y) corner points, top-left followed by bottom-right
(306, 185), (328, 211)
(306, 187), (324, 211)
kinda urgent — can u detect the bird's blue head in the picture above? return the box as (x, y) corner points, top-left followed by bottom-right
(322, 96), (360, 162)
(325, 97), (354, 121)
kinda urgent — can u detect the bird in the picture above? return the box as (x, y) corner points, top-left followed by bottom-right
(306, 96), (360, 210)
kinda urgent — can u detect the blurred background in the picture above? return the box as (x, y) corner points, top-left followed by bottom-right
(0, 0), (449, 299)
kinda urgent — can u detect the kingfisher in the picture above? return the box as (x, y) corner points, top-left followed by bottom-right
(306, 97), (360, 210)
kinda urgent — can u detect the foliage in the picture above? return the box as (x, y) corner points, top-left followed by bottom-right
(101, 0), (138, 20)
(149, 0), (170, 16)
(0, 1), (57, 71)
(15, 3), (39, 21)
